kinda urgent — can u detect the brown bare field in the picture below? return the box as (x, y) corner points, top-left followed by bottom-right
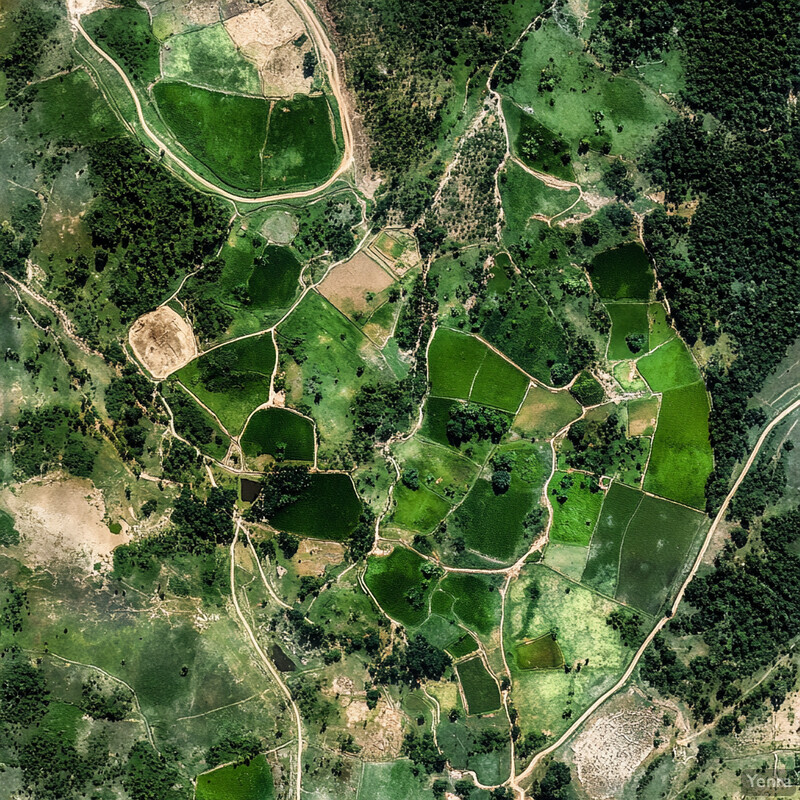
(129, 305), (197, 380)
(224, 0), (313, 97)
(293, 539), (345, 576)
(343, 699), (404, 759)
(628, 396), (660, 437)
(318, 251), (395, 318)
(0, 475), (128, 572)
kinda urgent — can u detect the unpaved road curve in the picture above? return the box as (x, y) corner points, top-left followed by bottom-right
(511, 394), (800, 797)
(72, 0), (354, 205)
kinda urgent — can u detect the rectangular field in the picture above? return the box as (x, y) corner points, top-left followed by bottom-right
(549, 472), (605, 546)
(512, 385), (581, 440)
(607, 303), (650, 360)
(457, 657), (501, 715)
(637, 337), (701, 392)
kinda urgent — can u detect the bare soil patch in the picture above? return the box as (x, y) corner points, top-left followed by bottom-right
(293, 539), (345, 576)
(129, 305), (197, 380)
(318, 251), (394, 317)
(224, 0), (313, 97)
(67, 0), (108, 20)
(343, 698), (404, 759)
(0, 474), (127, 572)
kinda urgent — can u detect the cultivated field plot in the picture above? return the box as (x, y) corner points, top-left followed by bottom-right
(512, 384), (581, 439)
(542, 541), (589, 583)
(175, 334), (276, 435)
(246, 244), (303, 310)
(457, 656), (501, 715)
(643, 381), (713, 509)
(241, 408), (315, 464)
(427, 328), (530, 413)
(364, 547), (433, 627)
(589, 244), (654, 301)
(370, 228), (420, 271)
(357, 760), (434, 800)
(500, 160), (580, 229)
(162, 383), (230, 460)
(648, 302), (674, 347)
(627, 396), (660, 437)
(581, 481), (644, 597)
(269, 473), (361, 541)
(549, 471), (605, 546)
(615, 494), (707, 615)
(196, 756), (275, 800)
(637, 337), (701, 392)
(606, 303), (650, 360)
(446, 632), (479, 659)
(516, 633), (564, 670)
(388, 482), (451, 534)
(439, 573), (503, 637)
(318, 251), (396, 322)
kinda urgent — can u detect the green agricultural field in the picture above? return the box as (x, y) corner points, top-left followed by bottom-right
(364, 547), (433, 627)
(389, 482), (451, 533)
(357, 760), (434, 800)
(175, 334), (276, 435)
(196, 756), (275, 800)
(516, 634), (564, 670)
(457, 657), (501, 715)
(644, 381), (713, 509)
(162, 383), (230, 460)
(607, 303), (650, 360)
(161, 23), (262, 95)
(439, 573), (502, 636)
(269, 473), (361, 541)
(241, 408), (315, 463)
(447, 632), (479, 659)
(427, 328), (529, 413)
(549, 471), (604, 546)
(542, 542), (587, 583)
(613, 361), (649, 393)
(154, 82), (268, 192)
(262, 95), (339, 190)
(615, 494), (707, 615)
(488, 253), (514, 296)
(83, 7), (160, 86)
(248, 245), (303, 309)
(649, 302), (674, 347)
(419, 397), (460, 448)
(504, 17), (673, 157)
(500, 160), (579, 234)
(512, 385), (581, 439)
(581, 482), (644, 596)
(637, 337), (701, 392)
(627, 396), (660, 437)
(502, 98), (574, 181)
(589, 244), (654, 300)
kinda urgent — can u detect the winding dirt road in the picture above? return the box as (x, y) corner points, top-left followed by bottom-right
(511, 394), (800, 796)
(71, 0), (354, 205)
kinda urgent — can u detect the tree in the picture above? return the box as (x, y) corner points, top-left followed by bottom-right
(402, 467), (421, 490)
(491, 469), (511, 494)
(625, 333), (647, 353)
(538, 761), (571, 800)
(303, 50), (317, 78)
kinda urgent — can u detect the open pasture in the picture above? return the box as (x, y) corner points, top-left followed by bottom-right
(589, 244), (653, 301)
(388, 482), (451, 534)
(607, 303), (650, 360)
(648, 303), (674, 347)
(615, 494), (707, 615)
(627, 396), (659, 437)
(581, 481), (643, 596)
(643, 381), (712, 509)
(549, 471), (604, 546)
(269, 473), (361, 541)
(357, 760), (434, 800)
(439, 573), (502, 636)
(175, 333), (275, 435)
(512, 385), (581, 439)
(247, 245), (303, 309)
(500, 160), (579, 232)
(241, 408), (314, 463)
(542, 541), (588, 582)
(364, 547), (433, 627)
(196, 756), (275, 800)
(457, 657), (501, 715)
(637, 337), (701, 392)
(447, 632), (479, 659)
(516, 633), (564, 670)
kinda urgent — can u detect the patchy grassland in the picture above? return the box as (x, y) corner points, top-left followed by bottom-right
(512, 385), (581, 440)
(196, 756), (275, 800)
(549, 471), (605, 546)
(637, 337), (701, 392)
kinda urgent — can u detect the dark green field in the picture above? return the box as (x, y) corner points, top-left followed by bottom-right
(269, 473), (361, 541)
(241, 408), (315, 463)
(446, 633), (479, 659)
(247, 245), (303, 308)
(457, 657), (501, 715)
(515, 634), (564, 670)
(364, 548), (432, 627)
(439, 573), (502, 636)
(615, 494), (707, 615)
(607, 303), (650, 360)
(589, 244), (653, 300)
(196, 756), (275, 800)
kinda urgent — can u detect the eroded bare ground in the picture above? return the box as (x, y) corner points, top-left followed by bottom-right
(0, 474), (128, 572)
(129, 305), (197, 380)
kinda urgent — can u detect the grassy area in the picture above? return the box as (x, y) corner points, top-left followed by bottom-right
(241, 408), (315, 463)
(175, 334), (275, 435)
(262, 95), (339, 190)
(196, 756), (275, 800)
(627, 396), (659, 437)
(447, 632), (479, 659)
(389, 482), (451, 533)
(589, 243), (654, 300)
(615, 494), (707, 615)
(512, 385), (581, 440)
(439, 573), (502, 636)
(542, 542), (587, 583)
(83, 7), (160, 87)
(581, 481), (644, 596)
(500, 160), (579, 232)
(516, 633), (564, 670)
(648, 303), (674, 347)
(637, 337), (701, 392)
(269, 473), (361, 541)
(607, 303), (650, 360)
(357, 760), (434, 800)
(457, 656), (501, 715)
(364, 547), (433, 627)
(248, 245), (303, 309)
(644, 381), (713, 509)
(549, 471), (604, 545)
(154, 82), (268, 192)
(161, 23), (262, 95)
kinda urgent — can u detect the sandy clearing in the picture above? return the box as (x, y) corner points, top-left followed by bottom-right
(318, 251), (394, 317)
(0, 475), (127, 572)
(343, 699), (404, 759)
(129, 305), (197, 380)
(224, 1), (312, 97)
(66, 0), (107, 20)
(293, 538), (345, 577)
